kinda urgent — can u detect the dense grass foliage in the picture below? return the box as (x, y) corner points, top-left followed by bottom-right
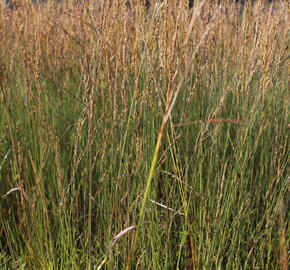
(0, 1), (289, 269)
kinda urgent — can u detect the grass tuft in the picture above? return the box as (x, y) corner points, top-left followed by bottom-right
(0, 1), (289, 269)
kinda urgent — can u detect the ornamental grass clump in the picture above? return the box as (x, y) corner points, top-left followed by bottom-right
(0, 1), (288, 269)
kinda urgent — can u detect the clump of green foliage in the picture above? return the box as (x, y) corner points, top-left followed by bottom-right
(0, 1), (288, 269)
